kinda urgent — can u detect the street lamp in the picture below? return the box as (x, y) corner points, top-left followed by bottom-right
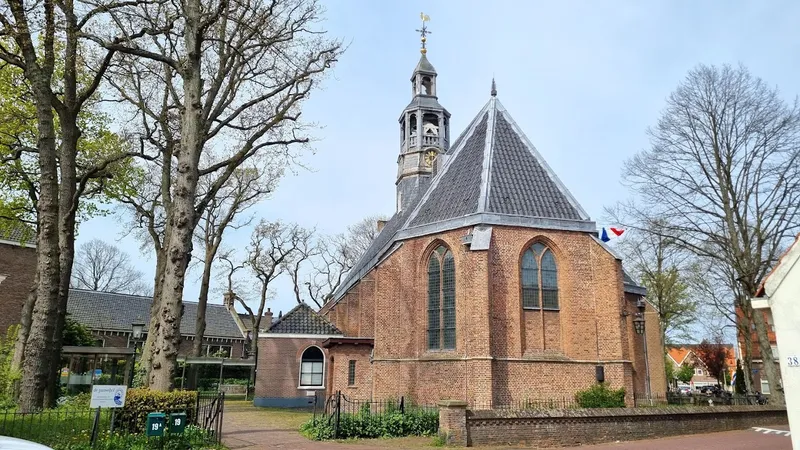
(634, 298), (651, 400)
(129, 322), (145, 387)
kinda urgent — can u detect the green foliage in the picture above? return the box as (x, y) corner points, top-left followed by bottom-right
(676, 364), (695, 384)
(431, 433), (447, 447)
(115, 389), (197, 433)
(664, 355), (676, 384)
(0, 326), (20, 409)
(735, 359), (747, 395)
(62, 318), (96, 347)
(300, 408), (439, 441)
(57, 392), (91, 409)
(574, 383), (626, 408)
(50, 425), (219, 450)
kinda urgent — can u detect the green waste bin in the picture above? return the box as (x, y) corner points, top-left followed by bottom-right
(145, 412), (166, 437)
(169, 412), (187, 434)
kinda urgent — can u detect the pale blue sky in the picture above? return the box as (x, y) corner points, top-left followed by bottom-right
(80, 0), (800, 318)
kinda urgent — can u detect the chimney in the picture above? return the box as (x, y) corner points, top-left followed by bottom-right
(377, 220), (387, 232)
(223, 291), (235, 311)
(262, 308), (273, 331)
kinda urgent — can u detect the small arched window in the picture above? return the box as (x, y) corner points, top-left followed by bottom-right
(299, 346), (324, 387)
(428, 245), (455, 350)
(521, 243), (559, 310)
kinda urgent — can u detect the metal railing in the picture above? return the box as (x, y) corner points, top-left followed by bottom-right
(323, 392), (437, 439)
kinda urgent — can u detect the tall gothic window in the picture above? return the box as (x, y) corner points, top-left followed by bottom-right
(428, 245), (455, 350)
(521, 243), (559, 310)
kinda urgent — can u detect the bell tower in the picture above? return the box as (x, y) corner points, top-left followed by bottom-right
(396, 13), (451, 213)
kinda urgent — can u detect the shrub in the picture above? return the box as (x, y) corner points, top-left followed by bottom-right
(301, 408), (438, 440)
(57, 392), (91, 409)
(51, 425), (220, 450)
(0, 326), (20, 409)
(115, 389), (198, 433)
(575, 383), (626, 408)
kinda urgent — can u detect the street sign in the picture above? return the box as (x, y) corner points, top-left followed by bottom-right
(90, 385), (127, 408)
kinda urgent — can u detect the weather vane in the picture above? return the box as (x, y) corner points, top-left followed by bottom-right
(416, 12), (431, 54)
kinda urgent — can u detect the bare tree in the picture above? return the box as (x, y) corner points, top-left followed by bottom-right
(606, 217), (698, 346)
(192, 165), (279, 359)
(71, 239), (150, 295)
(347, 214), (389, 261)
(89, 0), (342, 390)
(621, 64), (800, 405)
(288, 214), (385, 309)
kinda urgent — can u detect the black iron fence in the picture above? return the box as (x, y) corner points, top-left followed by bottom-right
(322, 391), (438, 439)
(633, 392), (768, 407)
(0, 392), (225, 447)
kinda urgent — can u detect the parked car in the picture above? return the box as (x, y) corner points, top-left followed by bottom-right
(0, 436), (53, 449)
(678, 386), (692, 395)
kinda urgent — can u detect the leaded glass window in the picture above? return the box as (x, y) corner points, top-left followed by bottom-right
(521, 243), (559, 310)
(428, 245), (456, 350)
(299, 346), (324, 387)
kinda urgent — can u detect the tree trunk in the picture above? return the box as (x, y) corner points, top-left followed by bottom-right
(18, 89), (60, 413)
(142, 248), (166, 382)
(751, 306), (784, 404)
(12, 270), (38, 373)
(193, 250), (215, 358)
(148, 0), (203, 390)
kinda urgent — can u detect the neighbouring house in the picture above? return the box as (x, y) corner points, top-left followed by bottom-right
(0, 223), (36, 337)
(750, 233), (799, 449)
(666, 345), (736, 390)
(737, 305), (780, 394)
(254, 42), (667, 408)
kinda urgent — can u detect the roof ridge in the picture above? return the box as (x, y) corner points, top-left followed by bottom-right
(69, 288), (231, 309)
(476, 97), (498, 212)
(494, 99), (591, 221)
(267, 302), (306, 331)
(402, 99), (493, 229)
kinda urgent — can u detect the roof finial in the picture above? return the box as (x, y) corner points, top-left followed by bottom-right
(491, 77), (497, 97)
(416, 12), (431, 55)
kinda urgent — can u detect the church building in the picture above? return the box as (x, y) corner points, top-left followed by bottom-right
(253, 27), (666, 408)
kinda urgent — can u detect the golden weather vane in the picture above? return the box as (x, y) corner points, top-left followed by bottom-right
(416, 12), (431, 54)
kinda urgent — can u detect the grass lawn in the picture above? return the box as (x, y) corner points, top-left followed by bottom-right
(224, 401), (445, 448)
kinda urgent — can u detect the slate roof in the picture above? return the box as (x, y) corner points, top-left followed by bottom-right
(67, 289), (244, 339)
(267, 303), (342, 335)
(0, 221), (35, 246)
(331, 93), (597, 302)
(413, 54), (436, 74)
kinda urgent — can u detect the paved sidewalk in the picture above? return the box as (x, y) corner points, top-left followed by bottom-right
(222, 403), (791, 449)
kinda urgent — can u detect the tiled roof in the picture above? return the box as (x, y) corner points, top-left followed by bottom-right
(0, 221), (35, 246)
(332, 93), (596, 302)
(67, 289), (244, 339)
(267, 303), (342, 335)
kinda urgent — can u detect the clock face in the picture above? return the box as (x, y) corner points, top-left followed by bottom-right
(424, 150), (437, 167)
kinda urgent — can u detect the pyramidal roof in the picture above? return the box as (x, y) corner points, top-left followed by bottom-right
(329, 93), (596, 303)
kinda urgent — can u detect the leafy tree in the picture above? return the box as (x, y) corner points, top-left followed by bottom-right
(676, 364), (695, 384)
(694, 338), (729, 384)
(62, 318), (96, 347)
(735, 360), (747, 395)
(664, 355), (676, 386)
(618, 64), (800, 405)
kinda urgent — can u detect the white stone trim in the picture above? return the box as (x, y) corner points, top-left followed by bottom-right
(477, 97), (497, 212)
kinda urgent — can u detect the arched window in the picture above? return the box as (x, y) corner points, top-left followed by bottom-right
(521, 243), (559, 310)
(428, 245), (455, 350)
(299, 346), (324, 387)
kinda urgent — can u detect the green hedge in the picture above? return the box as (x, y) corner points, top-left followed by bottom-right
(300, 408), (438, 440)
(575, 383), (626, 408)
(115, 389), (198, 433)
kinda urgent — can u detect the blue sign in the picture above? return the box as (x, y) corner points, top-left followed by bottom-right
(94, 369), (102, 378)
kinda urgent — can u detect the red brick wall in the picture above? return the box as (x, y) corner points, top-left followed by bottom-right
(464, 405), (787, 447)
(324, 225), (654, 406)
(255, 336), (330, 399)
(0, 242), (36, 336)
(328, 344), (372, 400)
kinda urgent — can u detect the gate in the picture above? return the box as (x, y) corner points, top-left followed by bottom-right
(195, 391), (226, 443)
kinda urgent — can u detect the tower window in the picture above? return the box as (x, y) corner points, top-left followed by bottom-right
(422, 76), (432, 95)
(410, 114), (417, 136)
(428, 245), (456, 350)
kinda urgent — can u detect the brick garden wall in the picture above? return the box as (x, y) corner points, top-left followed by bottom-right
(0, 242), (36, 336)
(459, 406), (788, 447)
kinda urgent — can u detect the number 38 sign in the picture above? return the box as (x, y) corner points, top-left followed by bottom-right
(787, 356), (800, 367)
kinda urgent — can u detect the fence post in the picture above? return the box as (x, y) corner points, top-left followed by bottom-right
(400, 396), (405, 414)
(89, 407), (101, 447)
(334, 390), (342, 439)
(437, 400), (468, 446)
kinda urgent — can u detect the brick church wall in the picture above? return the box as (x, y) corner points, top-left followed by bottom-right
(324, 224), (665, 406)
(328, 344), (373, 400)
(0, 242), (36, 336)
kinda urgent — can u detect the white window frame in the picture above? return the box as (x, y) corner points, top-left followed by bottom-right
(298, 346), (325, 389)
